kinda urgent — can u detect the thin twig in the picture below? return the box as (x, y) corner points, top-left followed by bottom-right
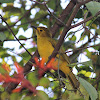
(0, 2), (37, 32)
(65, 43), (100, 54)
(0, 14), (48, 32)
(0, 15), (32, 57)
(85, 27), (100, 39)
(32, 0), (66, 26)
(44, 3), (66, 26)
(0, 36), (36, 42)
(70, 11), (100, 29)
(11, 2), (37, 27)
(51, 0), (77, 37)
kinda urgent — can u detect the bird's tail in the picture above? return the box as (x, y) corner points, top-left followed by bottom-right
(67, 71), (80, 91)
(59, 62), (80, 91)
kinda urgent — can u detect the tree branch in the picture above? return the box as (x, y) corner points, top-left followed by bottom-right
(69, 35), (98, 62)
(0, 36), (36, 42)
(66, 43), (100, 54)
(70, 11), (100, 29)
(51, 0), (77, 37)
(47, 2), (82, 63)
(0, 15), (32, 57)
(47, 0), (92, 63)
(5, 49), (39, 93)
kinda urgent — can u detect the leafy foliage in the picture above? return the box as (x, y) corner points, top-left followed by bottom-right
(0, 0), (100, 100)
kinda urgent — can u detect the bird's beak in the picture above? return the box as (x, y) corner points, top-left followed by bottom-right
(31, 25), (37, 30)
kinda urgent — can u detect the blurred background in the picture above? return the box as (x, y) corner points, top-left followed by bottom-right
(0, 0), (100, 99)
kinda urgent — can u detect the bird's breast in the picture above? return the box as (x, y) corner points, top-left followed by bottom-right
(37, 37), (54, 62)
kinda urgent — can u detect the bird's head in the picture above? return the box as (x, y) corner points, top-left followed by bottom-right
(31, 26), (52, 38)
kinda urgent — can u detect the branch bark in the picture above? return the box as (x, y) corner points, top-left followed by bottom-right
(51, 0), (77, 37)
(47, 2), (82, 63)
(47, 0), (92, 63)
(70, 11), (100, 29)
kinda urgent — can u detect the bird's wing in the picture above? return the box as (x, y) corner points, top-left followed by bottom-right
(48, 38), (70, 64)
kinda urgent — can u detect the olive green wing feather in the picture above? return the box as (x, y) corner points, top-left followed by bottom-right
(48, 38), (70, 64)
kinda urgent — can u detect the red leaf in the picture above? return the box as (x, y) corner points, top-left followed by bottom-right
(0, 61), (37, 94)
(12, 87), (22, 93)
(34, 57), (57, 78)
(14, 62), (23, 73)
(0, 73), (5, 82)
(2, 63), (11, 72)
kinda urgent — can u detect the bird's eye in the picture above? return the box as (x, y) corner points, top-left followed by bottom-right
(40, 29), (43, 32)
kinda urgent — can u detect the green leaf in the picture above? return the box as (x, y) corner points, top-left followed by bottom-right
(77, 66), (93, 72)
(78, 77), (98, 100)
(28, 47), (37, 53)
(50, 80), (59, 90)
(10, 93), (21, 100)
(21, 19), (29, 31)
(69, 35), (76, 41)
(20, 52), (30, 61)
(0, 84), (4, 92)
(96, 54), (100, 70)
(19, 43), (25, 49)
(47, 0), (62, 14)
(1, 92), (10, 100)
(68, 62), (78, 67)
(76, 9), (83, 18)
(0, 32), (6, 41)
(0, 0), (14, 3)
(80, 60), (93, 68)
(96, 29), (100, 35)
(27, 72), (39, 87)
(69, 61), (93, 68)
(63, 40), (75, 48)
(36, 90), (49, 100)
(1, 53), (10, 58)
(39, 77), (50, 88)
(18, 35), (26, 39)
(86, 1), (100, 16)
(22, 96), (32, 100)
(3, 5), (21, 13)
(35, 10), (48, 19)
(48, 0), (56, 10)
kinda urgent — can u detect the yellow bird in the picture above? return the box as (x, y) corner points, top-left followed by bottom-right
(32, 26), (80, 91)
